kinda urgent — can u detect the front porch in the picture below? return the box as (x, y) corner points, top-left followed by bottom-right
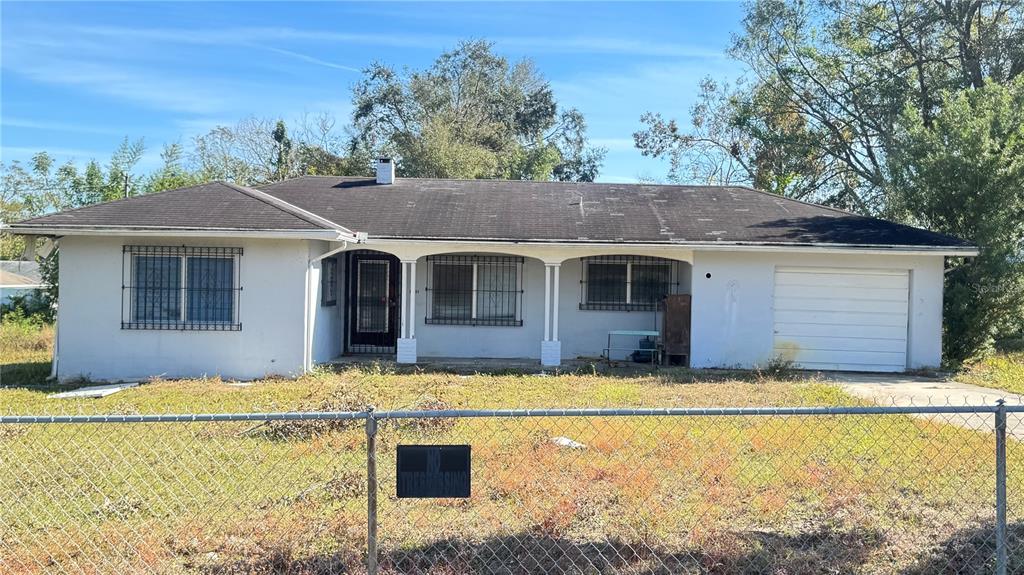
(309, 243), (694, 370)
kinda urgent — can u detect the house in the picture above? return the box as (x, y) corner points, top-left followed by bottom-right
(5, 159), (976, 381)
(0, 260), (45, 307)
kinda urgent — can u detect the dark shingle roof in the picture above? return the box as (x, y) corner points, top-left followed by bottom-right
(10, 176), (970, 249)
(257, 176), (970, 248)
(13, 182), (328, 231)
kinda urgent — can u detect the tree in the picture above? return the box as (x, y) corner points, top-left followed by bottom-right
(192, 115), (369, 185)
(106, 137), (146, 200)
(144, 143), (202, 194)
(889, 79), (1024, 362)
(350, 40), (605, 181)
(635, 0), (1024, 211)
(0, 157), (46, 259)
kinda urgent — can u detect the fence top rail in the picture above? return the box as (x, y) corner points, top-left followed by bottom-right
(0, 411), (370, 424)
(371, 405), (1003, 418)
(0, 403), (1013, 424)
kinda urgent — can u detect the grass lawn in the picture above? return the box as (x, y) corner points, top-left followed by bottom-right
(959, 351), (1024, 396)
(2, 322), (1023, 574)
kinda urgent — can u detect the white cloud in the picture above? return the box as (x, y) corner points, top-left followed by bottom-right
(1, 117), (123, 135)
(68, 24), (727, 58)
(262, 47), (361, 72)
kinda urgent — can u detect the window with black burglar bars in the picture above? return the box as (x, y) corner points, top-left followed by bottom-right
(425, 255), (523, 326)
(580, 255), (678, 311)
(122, 245), (242, 330)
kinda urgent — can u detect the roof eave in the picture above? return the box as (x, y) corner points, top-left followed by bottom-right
(3, 224), (359, 242)
(365, 236), (978, 256)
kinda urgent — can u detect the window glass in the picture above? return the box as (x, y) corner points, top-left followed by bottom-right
(133, 255), (181, 323)
(187, 257), (234, 323)
(477, 262), (517, 320)
(631, 263), (672, 305)
(322, 258), (337, 306)
(431, 263), (473, 321)
(586, 263), (627, 304)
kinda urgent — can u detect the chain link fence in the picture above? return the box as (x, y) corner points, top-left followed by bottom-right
(1, 404), (1021, 574)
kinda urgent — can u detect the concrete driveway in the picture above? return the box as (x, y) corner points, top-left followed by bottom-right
(825, 372), (1024, 438)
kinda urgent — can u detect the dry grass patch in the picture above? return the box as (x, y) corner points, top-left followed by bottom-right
(3, 323), (1022, 573)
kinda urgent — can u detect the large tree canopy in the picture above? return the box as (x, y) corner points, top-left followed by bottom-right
(889, 78), (1024, 361)
(636, 0), (1023, 211)
(350, 40), (605, 182)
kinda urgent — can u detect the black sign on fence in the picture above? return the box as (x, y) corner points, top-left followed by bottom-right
(396, 445), (471, 498)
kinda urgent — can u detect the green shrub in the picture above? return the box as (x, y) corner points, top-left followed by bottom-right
(1, 293), (51, 325)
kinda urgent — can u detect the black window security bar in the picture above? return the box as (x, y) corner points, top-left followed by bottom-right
(580, 255), (679, 311)
(425, 255), (523, 326)
(122, 246), (242, 331)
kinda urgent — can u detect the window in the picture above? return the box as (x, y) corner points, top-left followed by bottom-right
(425, 255), (523, 326)
(122, 246), (242, 330)
(321, 258), (337, 306)
(580, 256), (677, 311)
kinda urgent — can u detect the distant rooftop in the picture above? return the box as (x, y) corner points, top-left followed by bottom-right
(0, 261), (43, 287)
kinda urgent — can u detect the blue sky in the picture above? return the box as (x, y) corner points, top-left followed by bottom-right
(1, 2), (746, 183)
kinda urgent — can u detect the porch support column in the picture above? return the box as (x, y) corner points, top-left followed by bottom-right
(397, 259), (417, 364)
(541, 262), (562, 367)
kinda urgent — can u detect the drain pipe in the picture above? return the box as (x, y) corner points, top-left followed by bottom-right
(304, 241), (350, 373)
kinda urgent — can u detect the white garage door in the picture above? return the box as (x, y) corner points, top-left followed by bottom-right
(773, 267), (909, 372)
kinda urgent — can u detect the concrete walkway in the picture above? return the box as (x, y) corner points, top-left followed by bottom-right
(826, 372), (1024, 438)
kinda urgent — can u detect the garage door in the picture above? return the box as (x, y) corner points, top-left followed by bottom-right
(773, 267), (909, 372)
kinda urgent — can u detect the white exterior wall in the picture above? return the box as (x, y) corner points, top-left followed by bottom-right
(52, 234), (949, 380)
(413, 257), (546, 358)
(309, 241), (345, 364)
(55, 235), (309, 381)
(690, 251), (944, 370)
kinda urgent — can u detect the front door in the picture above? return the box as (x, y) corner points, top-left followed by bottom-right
(348, 252), (399, 351)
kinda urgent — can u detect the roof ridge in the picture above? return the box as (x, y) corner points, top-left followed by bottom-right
(219, 181), (349, 232)
(264, 174), (772, 189)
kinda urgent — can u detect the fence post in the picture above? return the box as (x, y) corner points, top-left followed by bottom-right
(366, 408), (379, 575)
(996, 399), (1008, 575)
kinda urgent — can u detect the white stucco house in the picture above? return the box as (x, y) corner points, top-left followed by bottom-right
(6, 160), (976, 381)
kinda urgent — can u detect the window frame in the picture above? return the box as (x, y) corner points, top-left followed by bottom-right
(424, 255), (523, 327)
(321, 257), (337, 307)
(580, 256), (678, 311)
(122, 246), (242, 331)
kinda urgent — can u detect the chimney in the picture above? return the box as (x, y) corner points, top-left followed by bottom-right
(376, 158), (395, 184)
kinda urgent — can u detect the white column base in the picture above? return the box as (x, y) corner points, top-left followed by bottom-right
(541, 340), (562, 367)
(397, 338), (417, 364)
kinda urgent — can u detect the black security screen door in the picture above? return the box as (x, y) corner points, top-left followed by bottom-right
(348, 252), (399, 350)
